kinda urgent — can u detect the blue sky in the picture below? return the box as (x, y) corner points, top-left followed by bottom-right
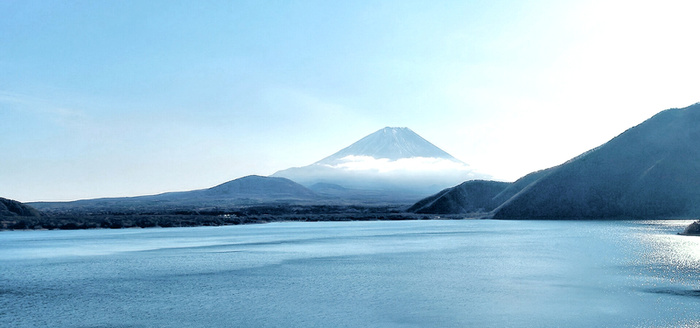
(2, 0), (699, 202)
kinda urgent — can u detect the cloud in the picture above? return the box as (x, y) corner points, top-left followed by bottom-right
(0, 90), (91, 124)
(323, 155), (473, 174)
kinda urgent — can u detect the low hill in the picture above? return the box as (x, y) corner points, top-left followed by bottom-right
(408, 180), (510, 214)
(408, 169), (552, 215)
(0, 198), (43, 217)
(199, 175), (318, 199)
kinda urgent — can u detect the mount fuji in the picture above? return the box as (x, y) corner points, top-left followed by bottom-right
(272, 127), (490, 201)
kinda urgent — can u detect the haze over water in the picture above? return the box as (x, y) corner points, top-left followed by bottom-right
(2, 220), (699, 327)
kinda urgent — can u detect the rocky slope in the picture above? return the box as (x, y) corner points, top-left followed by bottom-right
(681, 221), (700, 235)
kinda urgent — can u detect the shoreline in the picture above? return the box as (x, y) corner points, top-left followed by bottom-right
(1, 210), (473, 231)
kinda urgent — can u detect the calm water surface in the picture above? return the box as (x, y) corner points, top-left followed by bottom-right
(1, 220), (699, 327)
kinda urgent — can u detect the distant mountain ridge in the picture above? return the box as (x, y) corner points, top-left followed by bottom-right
(272, 127), (489, 199)
(31, 175), (319, 212)
(28, 128), (490, 209)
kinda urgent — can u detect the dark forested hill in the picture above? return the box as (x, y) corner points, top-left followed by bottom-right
(410, 103), (700, 220)
(408, 169), (553, 215)
(493, 103), (700, 219)
(408, 180), (510, 214)
(0, 198), (43, 217)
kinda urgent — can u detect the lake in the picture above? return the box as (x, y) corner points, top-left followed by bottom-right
(1, 220), (699, 327)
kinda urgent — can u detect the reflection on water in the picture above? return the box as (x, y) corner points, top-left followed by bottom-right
(1, 220), (699, 328)
(628, 220), (700, 296)
(645, 287), (700, 297)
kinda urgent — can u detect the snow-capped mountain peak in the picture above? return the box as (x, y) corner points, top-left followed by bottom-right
(271, 127), (490, 199)
(317, 127), (459, 164)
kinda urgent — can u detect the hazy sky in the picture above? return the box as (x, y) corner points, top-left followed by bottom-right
(2, 0), (699, 202)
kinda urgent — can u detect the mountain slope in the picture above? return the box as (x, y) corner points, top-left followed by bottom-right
(408, 180), (510, 214)
(489, 168), (554, 207)
(0, 198), (43, 217)
(493, 103), (700, 219)
(317, 127), (459, 163)
(408, 168), (552, 215)
(272, 127), (489, 199)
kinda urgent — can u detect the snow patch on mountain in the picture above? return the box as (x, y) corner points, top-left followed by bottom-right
(317, 127), (459, 163)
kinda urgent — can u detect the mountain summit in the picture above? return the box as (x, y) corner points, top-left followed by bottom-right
(318, 127), (459, 163)
(272, 127), (490, 201)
